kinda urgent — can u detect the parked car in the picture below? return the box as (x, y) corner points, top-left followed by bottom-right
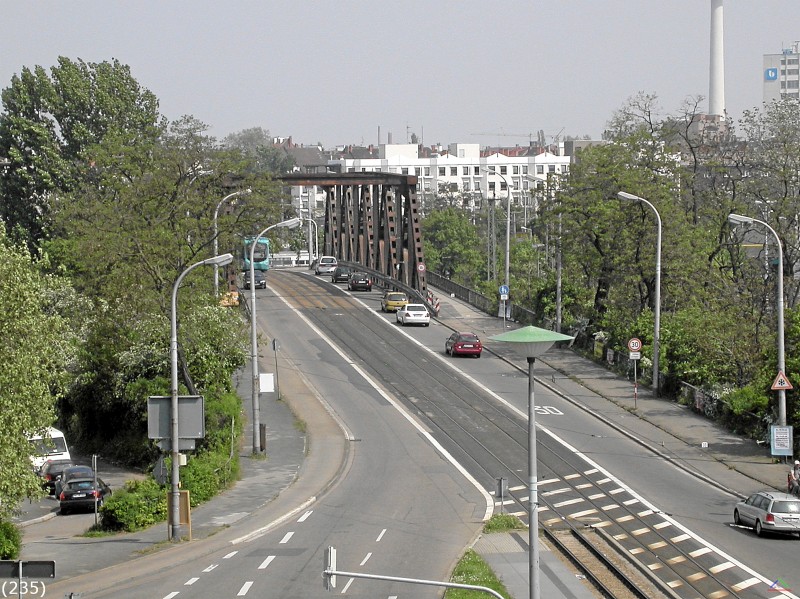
(54, 465), (95, 498)
(381, 291), (408, 313)
(59, 478), (112, 515)
(734, 491), (800, 537)
(39, 459), (75, 495)
(396, 303), (430, 326)
(243, 269), (266, 290)
(445, 332), (483, 358)
(331, 266), (353, 283)
(347, 271), (372, 291)
(315, 256), (338, 275)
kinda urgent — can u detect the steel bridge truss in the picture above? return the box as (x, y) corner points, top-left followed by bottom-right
(280, 172), (427, 294)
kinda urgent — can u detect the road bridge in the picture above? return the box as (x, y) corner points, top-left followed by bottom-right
(279, 172), (427, 294)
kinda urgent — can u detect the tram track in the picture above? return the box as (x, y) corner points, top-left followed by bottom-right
(262, 271), (779, 599)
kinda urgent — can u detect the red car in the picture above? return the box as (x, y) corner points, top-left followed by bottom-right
(445, 332), (483, 358)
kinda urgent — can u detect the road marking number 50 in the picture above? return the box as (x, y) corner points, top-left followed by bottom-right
(534, 406), (563, 415)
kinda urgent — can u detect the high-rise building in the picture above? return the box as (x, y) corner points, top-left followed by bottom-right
(763, 42), (800, 103)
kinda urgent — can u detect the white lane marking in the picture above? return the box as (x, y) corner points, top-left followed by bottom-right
(237, 581), (254, 596)
(279, 531), (294, 544)
(360, 552), (372, 566)
(259, 556), (276, 569)
(163, 593), (180, 599)
(223, 551), (238, 559)
(340, 577), (355, 593)
(297, 510), (313, 522)
(376, 528), (386, 542)
(553, 497), (584, 508)
(231, 496), (316, 544)
(185, 577), (199, 585)
(202, 564), (218, 572)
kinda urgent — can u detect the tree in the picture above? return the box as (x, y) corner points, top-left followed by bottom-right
(0, 57), (161, 249)
(421, 208), (485, 287)
(0, 231), (75, 518)
(223, 127), (295, 175)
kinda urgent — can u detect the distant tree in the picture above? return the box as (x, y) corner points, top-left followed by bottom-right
(421, 208), (484, 287)
(223, 126), (295, 175)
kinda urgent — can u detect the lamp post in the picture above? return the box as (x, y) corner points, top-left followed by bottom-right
(250, 217), (302, 455)
(728, 213), (787, 426)
(618, 191), (662, 395)
(300, 209), (319, 262)
(489, 326), (573, 599)
(170, 252), (234, 541)
(483, 167), (513, 289)
(213, 189), (252, 296)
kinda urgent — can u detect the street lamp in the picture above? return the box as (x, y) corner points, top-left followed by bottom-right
(299, 209), (319, 262)
(170, 252), (234, 541)
(213, 189), (252, 296)
(250, 217), (302, 455)
(489, 326), (573, 599)
(483, 167), (513, 290)
(618, 191), (662, 395)
(728, 213), (787, 426)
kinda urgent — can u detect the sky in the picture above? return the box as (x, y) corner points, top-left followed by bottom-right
(1, 1), (798, 149)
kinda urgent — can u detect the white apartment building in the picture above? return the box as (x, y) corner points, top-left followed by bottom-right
(763, 42), (800, 103)
(326, 142), (571, 214)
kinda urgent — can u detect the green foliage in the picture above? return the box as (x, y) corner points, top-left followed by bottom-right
(483, 513), (525, 533)
(0, 521), (22, 559)
(445, 548), (510, 599)
(726, 386), (769, 416)
(181, 449), (238, 505)
(421, 207), (485, 287)
(100, 478), (167, 532)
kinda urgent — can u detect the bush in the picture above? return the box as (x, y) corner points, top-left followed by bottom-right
(0, 521), (21, 559)
(100, 478), (167, 532)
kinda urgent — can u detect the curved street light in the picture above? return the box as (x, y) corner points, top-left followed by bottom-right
(728, 213), (787, 427)
(170, 252), (234, 541)
(250, 217), (303, 455)
(618, 191), (662, 395)
(483, 167), (513, 290)
(213, 189), (252, 296)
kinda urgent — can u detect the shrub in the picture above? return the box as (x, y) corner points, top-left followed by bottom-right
(100, 478), (167, 532)
(0, 521), (21, 559)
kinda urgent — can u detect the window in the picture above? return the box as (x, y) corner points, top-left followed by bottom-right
(424, 167), (431, 176)
(474, 166), (480, 175)
(537, 165), (544, 174)
(450, 166), (457, 176)
(438, 167), (445, 176)
(489, 182), (496, 193)
(401, 168), (409, 175)
(500, 165), (507, 175)
(500, 182), (507, 191)
(549, 165), (556, 173)
(513, 166), (519, 174)
(463, 179), (471, 191)
(523, 166), (528, 175)
(462, 166), (469, 175)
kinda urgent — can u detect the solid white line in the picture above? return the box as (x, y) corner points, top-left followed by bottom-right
(259, 556), (276, 569)
(237, 581), (254, 596)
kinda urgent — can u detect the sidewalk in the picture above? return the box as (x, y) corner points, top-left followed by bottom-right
(433, 291), (791, 599)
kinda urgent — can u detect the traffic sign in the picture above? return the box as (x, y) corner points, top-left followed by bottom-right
(627, 338), (642, 352)
(771, 370), (793, 391)
(629, 351), (641, 360)
(417, 263), (426, 272)
(499, 285), (509, 295)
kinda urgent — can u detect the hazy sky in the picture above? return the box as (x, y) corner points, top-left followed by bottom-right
(1, 2), (797, 148)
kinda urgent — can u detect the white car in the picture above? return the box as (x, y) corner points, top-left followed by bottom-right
(396, 303), (430, 326)
(315, 256), (338, 275)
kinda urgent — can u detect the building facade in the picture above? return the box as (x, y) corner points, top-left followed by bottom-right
(763, 42), (800, 103)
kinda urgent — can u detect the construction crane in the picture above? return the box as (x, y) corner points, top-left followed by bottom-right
(470, 132), (536, 144)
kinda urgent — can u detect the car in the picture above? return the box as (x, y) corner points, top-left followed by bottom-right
(243, 270), (266, 290)
(445, 332), (483, 358)
(733, 491), (800, 537)
(331, 266), (353, 283)
(59, 477), (112, 515)
(381, 291), (409, 313)
(315, 256), (338, 275)
(54, 464), (95, 498)
(347, 271), (372, 291)
(396, 303), (430, 326)
(39, 459), (76, 495)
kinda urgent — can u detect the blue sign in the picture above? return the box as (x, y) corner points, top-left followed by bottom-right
(499, 285), (509, 295)
(765, 68), (778, 81)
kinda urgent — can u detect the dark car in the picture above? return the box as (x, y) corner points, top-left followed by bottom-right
(331, 266), (353, 283)
(59, 478), (112, 515)
(347, 271), (372, 291)
(243, 269), (267, 290)
(445, 332), (483, 358)
(54, 465), (95, 498)
(39, 459), (75, 495)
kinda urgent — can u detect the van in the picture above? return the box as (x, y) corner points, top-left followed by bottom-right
(28, 427), (71, 472)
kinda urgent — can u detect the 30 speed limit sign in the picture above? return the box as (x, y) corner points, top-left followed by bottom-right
(627, 338), (642, 352)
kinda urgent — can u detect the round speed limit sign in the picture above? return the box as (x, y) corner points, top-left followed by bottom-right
(627, 338), (642, 352)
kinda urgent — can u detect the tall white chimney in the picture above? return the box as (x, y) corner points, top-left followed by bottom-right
(709, 0), (725, 118)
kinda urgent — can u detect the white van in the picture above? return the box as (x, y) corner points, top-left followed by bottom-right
(28, 427), (71, 472)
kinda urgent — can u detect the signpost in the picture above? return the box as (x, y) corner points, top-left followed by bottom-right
(498, 285), (510, 327)
(628, 338), (642, 409)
